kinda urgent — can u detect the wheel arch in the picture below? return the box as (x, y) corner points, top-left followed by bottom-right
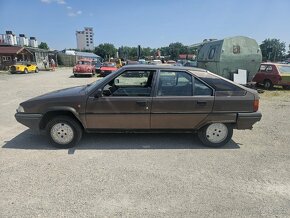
(39, 109), (84, 130)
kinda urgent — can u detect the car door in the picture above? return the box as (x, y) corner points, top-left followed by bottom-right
(151, 70), (214, 129)
(85, 70), (155, 129)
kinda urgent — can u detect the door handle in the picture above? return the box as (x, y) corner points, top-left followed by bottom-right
(197, 100), (207, 105)
(136, 101), (147, 106)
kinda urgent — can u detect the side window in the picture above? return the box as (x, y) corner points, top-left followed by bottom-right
(157, 71), (192, 96)
(233, 45), (240, 54)
(102, 70), (154, 97)
(259, 65), (267, 71)
(193, 78), (213, 96)
(266, 66), (273, 72)
(208, 47), (215, 59)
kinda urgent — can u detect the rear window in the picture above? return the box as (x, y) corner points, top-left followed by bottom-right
(278, 65), (290, 74)
(201, 76), (244, 92)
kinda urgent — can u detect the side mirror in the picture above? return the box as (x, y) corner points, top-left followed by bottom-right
(94, 89), (103, 98)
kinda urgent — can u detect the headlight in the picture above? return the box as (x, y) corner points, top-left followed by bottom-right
(17, 105), (25, 113)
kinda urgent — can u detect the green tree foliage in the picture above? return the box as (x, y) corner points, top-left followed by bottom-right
(38, 42), (49, 50)
(94, 43), (117, 60)
(260, 39), (286, 62)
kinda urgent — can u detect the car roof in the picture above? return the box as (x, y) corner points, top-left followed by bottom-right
(121, 64), (207, 72)
(261, 62), (289, 66)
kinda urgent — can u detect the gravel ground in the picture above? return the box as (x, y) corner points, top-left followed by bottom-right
(0, 68), (289, 217)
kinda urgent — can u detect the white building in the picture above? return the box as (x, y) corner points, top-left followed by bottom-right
(29, 37), (38, 48)
(18, 34), (29, 46)
(76, 27), (94, 50)
(5, 31), (17, 45)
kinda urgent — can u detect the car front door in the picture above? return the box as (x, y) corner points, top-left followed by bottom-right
(85, 70), (155, 129)
(151, 71), (214, 129)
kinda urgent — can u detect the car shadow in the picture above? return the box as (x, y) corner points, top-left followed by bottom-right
(2, 130), (240, 152)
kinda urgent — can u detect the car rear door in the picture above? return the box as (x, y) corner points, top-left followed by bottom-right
(85, 70), (155, 129)
(150, 70), (214, 129)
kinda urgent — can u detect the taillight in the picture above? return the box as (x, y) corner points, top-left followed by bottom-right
(253, 99), (259, 112)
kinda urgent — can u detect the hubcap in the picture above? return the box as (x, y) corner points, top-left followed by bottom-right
(206, 123), (228, 143)
(50, 123), (74, 144)
(265, 81), (271, 89)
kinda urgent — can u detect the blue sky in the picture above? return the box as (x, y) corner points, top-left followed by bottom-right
(0, 0), (289, 50)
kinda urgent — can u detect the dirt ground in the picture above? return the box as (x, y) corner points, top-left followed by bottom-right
(0, 68), (289, 217)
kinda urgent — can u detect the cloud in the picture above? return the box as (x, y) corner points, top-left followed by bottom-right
(66, 6), (72, 10)
(56, 0), (66, 4)
(67, 10), (82, 17)
(40, 0), (66, 4)
(40, 0), (52, 3)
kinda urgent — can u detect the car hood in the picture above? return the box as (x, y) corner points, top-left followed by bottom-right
(100, 66), (117, 71)
(27, 85), (86, 102)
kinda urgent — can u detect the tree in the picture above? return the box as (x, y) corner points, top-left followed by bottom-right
(260, 38), (286, 62)
(38, 42), (49, 50)
(94, 43), (117, 60)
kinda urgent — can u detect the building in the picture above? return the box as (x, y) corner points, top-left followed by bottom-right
(18, 34), (29, 46)
(29, 37), (38, 48)
(0, 31), (40, 48)
(76, 27), (94, 50)
(57, 49), (101, 66)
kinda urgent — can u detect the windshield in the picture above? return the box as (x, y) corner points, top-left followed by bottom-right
(103, 62), (116, 67)
(78, 61), (91, 65)
(85, 77), (106, 92)
(278, 65), (290, 74)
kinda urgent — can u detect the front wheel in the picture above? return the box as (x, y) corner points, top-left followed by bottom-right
(46, 116), (82, 148)
(35, 68), (39, 73)
(198, 123), (233, 148)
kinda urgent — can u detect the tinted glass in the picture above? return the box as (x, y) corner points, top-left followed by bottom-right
(193, 78), (213, 96)
(201, 76), (244, 92)
(157, 71), (192, 96)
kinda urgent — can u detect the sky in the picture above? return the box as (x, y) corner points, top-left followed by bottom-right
(0, 0), (289, 50)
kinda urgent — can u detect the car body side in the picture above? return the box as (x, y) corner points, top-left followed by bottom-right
(10, 62), (38, 73)
(15, 65), (261, 134)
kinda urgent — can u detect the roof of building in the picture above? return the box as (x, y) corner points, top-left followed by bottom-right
(0, 46), (25, 54)
(75, 51), (100, 58)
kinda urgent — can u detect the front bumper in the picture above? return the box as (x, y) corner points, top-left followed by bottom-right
(15, 113), (43, 131)
(236, 111), (262, 130)
(73, 72), (94, 75)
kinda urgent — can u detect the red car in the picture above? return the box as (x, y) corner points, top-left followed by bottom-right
(99, 62), (118, 77)
(252, 63), (290, 89)
(73, 59), (96, 77)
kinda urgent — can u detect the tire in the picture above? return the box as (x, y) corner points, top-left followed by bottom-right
(74, 74), (79, 77)
(282, 85), (290, 90)
(264, 79), (273, 90)
(24, 68), (28, 74)
(35, 68), (39, 73)
(46, 116), (82, 148)
(198, 123), (233, 148)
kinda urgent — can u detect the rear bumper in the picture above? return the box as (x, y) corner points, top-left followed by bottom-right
(15, 113), (42, 131)
(236, 112), (262, 130)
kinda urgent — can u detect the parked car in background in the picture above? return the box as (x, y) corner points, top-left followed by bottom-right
(151, 60), (162, 65)
(166, 60), (176, 65)
(95, 60), (102, 73)
(99, 62), (118, 77)
(252, 63), (290, 89)
(10, 61), (38, 74)
(183, 60), (197, 67)
(73, 59), (96, 77)
(15, 65), (261, 149)
(138, 59), (147, 64)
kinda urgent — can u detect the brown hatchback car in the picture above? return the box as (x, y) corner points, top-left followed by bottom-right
(15, 65), (262, 148)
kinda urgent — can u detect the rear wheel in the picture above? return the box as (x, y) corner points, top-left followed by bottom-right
(46, 116), (82, 148)
(35, 67), (39, 73)
(24, 68), (28, 74)
(198, 123), (233, 148)
(264, 79), (273, 90)
(282, 85), (290, 90)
